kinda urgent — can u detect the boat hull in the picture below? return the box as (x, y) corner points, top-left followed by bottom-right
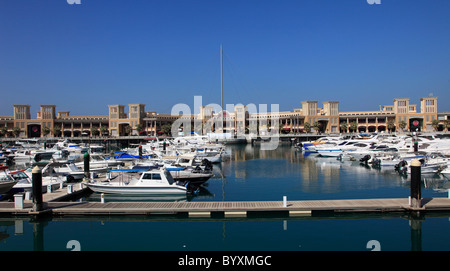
(0, 181), (18, 194)
(317, 149), (343, 157)
(86, 183), (187, 195)
(441, 169), (450, 178)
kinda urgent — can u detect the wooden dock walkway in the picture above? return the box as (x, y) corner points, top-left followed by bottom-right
(2, 197), (450, 217)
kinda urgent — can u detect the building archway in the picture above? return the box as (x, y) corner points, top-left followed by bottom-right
(27, 124), (41, 138)
(409, 118), (423, 132)
(377, 125), (386, 132)
(317, 120), (328, 133)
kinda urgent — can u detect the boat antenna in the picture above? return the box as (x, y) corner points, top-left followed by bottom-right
(220, 44), (223, 113)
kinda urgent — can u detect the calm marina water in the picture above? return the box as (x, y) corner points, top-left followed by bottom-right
(1, 144), (450, 251)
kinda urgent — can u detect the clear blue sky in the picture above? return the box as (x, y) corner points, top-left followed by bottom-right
(0, 0), (449, 117)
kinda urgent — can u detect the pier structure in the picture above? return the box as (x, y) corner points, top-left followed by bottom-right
(2, 195), (450, 217)
(0, 96), (449, 139)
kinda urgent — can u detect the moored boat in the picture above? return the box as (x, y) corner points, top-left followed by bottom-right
(86, 168), (189, 195)
(0, 169), (18, 194)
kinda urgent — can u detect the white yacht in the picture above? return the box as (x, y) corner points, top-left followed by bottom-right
(316, 140), (375, 157)
(86, 168), (188, 195)
(8, 168), (65, 193)
(441, 166), (450, 178)
(44, 162), (85, 181)
(0, 170), (18, 194)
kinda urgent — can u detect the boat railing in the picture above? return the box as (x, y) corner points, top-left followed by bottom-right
(108, 168), (147, 185)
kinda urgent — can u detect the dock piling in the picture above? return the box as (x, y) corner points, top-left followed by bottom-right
(410, 159), (421, 209)
(67, 184), (73, 194)
(283, 196), (287, 207)
(32, 166), (43, 212)
(84, 152), (90, 180)
(14, 193), (24, 209)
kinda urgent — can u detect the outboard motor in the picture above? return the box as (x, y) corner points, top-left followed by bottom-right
(201, 159), (213, 172)
(371, 158), (381, 168)
(192, 165), (202, 173)
(395, 160), (408, 175)
(360, 155), (371, 163)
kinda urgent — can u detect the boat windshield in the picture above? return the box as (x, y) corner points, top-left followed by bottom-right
(0, 173), (13, 182)
(152, 173), (162, 180)
(10, 172), (29, 181)
(354, 143), (368, 147)
(68, 164), (79, 171)
(163, 170), (175, 184)
(178, 158), (191, 164)
(142, 173), (162, 180)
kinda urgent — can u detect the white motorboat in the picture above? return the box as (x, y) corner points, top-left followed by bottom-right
(8, 168), (65, 193)
(316, 148), (343, 157)
(348, 145), (398, 161)
(395, 158), (445, 175)
(0, 169), (18, 194)
(9, 149), (34, 163)
(131, 155), (214, 185)
(441, 167), (450, 178)
(369, 153), (400, 166)
(86, 168), (188, 195)
(316, 140), (374, 158)
(176, 145), (223, 163)
(0, 180), (17, 194)
(160, 155), (214, 184)
(301, 136), (342, 152)
(74, 154), (124, 170)
(44, 162), (85, 181)
(394, 135), (450, 156)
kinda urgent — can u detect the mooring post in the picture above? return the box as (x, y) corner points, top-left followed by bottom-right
(410, 159), (421, 209)
(67, 184), (73, 194)
(410, 214), (423, 251)
(139, 145), (142, 159)
(84, 152), (90, 180)
(14, 193), (24, 209)
(32, 166), (43, 212)
(283, 196), (287, 207)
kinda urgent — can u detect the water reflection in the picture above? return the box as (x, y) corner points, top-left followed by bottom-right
(218, 144), (449, 199)
(0, 212), (447, 251)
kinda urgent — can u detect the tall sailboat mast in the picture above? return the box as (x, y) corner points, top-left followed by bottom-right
(220, 44), (223, 112)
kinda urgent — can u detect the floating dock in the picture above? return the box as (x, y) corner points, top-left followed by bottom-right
(1, 197), (450, 217)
